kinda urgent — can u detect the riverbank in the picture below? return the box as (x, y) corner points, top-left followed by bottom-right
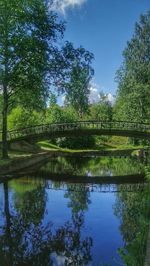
(0, 137), (149, 178)
(0, 152), (52, 180)
(0, 147), (147, 179)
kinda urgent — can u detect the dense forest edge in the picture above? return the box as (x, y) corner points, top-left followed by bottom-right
(0, 2), (149, 163)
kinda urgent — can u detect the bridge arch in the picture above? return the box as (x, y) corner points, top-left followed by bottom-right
(2, 121), (150, 143)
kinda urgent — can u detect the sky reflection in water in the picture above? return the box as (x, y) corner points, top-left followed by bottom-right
(0, 156), (147, 266)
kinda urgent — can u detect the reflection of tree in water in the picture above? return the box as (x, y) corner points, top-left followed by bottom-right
(0, 180), (92, 266)
(51, 212), (92, 266)
(40, 156), (144, 177)
(62, 183), (92, 264)
(113, 181), (150, 266)
(64, 184), (91, 214)
(12, 182), (47, 226)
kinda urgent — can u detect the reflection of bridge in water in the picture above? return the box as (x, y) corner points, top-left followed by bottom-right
(2, 120), (150, 142)
(44, 180), (148, 193)
(31, 168), (147, 193)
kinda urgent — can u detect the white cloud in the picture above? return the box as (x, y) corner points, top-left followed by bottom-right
(61, 94), (66, 106)
(51, 0), (87, 14)
(89, 83), (115, 105)
(88, 83), (100, 104)
(60, 82), (115, 106)
(107, 93), (115, 105)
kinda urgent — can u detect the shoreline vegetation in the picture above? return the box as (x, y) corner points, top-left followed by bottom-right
(0, 138), (148, 178)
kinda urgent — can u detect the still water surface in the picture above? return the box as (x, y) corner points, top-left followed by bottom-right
(0, 156), (148, 266)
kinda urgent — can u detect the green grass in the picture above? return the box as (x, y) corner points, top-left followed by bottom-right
(37, 141), (61, 150)
(0, 136), (148, 166)
(98, 136), (147, 151)
(37, 139), (146, 153)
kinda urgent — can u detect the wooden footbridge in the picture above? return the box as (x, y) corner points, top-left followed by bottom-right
(1, 120), (150, 142)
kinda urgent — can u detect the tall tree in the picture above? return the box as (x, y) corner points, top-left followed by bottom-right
(64, 65), (92, 117)
(0, 0), (64, 158)
(57, 42), (94, 117)
(114, 11), (150, 122)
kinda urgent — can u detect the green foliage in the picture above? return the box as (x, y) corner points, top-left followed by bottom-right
(0, 0), (65, 108)
(49, 92), (57, 107)
(45, 105), (79, 124)
(62, 106), (79, 122)
(113, 96), (127, 121)
(64, 65), (92, 117)
(0, 0), (65, 157)
(88, 102), (112, 121)
(45, 104), (64, 123)
(60, 42), (94, 117)
(114, 11), (150, 122)
(8, 106), (42, 130)
(84, 93), (113, 145)
(57, 136), (96, 149)
(114, 178), (150, 266)
(45, 104), (95, 148)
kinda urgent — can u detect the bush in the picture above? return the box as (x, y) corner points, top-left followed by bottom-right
(45, 105), (79, 124)
(8, 106), (43, 130)
(57, 136), (95, 149)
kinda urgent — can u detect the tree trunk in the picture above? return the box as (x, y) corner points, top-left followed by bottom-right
(2, 85), (9, 159)
(4, 181), (13, 265)
(2, 0), (9, 159)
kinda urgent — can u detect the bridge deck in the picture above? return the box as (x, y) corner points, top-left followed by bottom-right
(1, 121), (150, 142)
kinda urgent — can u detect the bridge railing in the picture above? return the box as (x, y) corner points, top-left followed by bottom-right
(0, 121), (150, 142)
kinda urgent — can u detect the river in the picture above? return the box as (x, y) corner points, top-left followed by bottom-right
(0, 156), (149, 266)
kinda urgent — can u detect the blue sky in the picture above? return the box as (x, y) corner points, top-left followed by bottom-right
(53, 0), (150, 97)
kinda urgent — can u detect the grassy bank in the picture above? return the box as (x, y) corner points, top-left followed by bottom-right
(0, 136), (148, 168)
(37, 137), (147, 153)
